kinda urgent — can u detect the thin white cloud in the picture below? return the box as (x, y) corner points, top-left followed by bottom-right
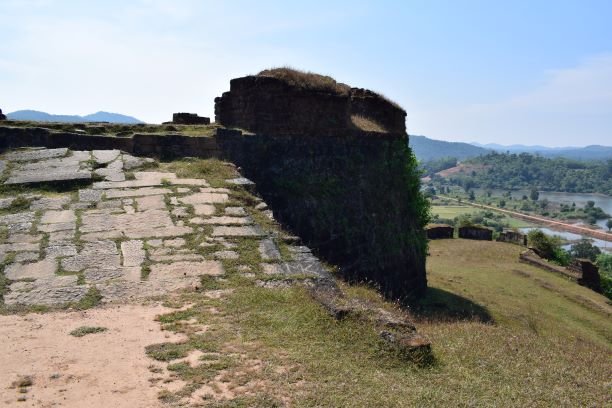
(414, 54), (612, 146)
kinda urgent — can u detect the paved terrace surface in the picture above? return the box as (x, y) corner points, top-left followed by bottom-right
(0, 147), (330, 308)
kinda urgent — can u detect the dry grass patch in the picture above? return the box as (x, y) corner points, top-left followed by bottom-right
(151, 239), (611, 407)
(258, 67), (351, 96)
(350, 114), (386, 133)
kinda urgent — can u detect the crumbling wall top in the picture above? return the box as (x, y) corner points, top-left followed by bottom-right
(215, 68), (406, 136)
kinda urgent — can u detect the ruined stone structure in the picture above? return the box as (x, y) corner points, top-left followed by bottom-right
(426, 224), (454, 239)
(170, 112), (210, 125)
(458, 226), (493, 241)
(519, 250), (603, 294)
(215, 69), (427, 300)
(568, 259), (603, 293)
(0, 109), (6, 121)
(215, 71), (406, 136)
(0, 70), (428, 301)
(497, 229), (527, 246)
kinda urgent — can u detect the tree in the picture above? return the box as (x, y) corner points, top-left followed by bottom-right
(530, 187), (539, 201)
(570, 239), (601, 261)
(468, 190), (475, 201)
(499, 199), (506, 208)
(606, 219), (612, 232)
(539, 198), (549, 210)
(527, 230), (556, 259)
(586, 200), (595, 209)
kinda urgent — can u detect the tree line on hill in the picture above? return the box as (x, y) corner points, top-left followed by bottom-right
(430, 152), (612, 195)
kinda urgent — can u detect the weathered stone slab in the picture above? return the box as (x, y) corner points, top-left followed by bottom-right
(48, 230), (75, 242)
(259, 238), (281, 261)
(180, 192), (229, 205)
(225, 207), (247, 216)
(0, 197), (14, 209)
(7, 233), (41, 244)
(80, 231), (123, 241)
(122, 266), (142, 282)
(262, 260), (328, 278)
(79, 189), (103, 202)
(46, 244), (78, 258)
(202, 216), (252, 226)
(93, 150), (120, 164)
(83, 267), (123, 283)
(149, 253), (205, 262)
(30, 196), (72, 210)
(4, 148), (68, 162)
(164, 238), (186, 248)
(4, 278), (88, 306)
(94, 166), (126, 182)
(0, 212), (36, 226)
(171, 207), (190, 218)
(40, 210), (76, 224)
(122, 154), (154, 170)
(193, 204), (216, 216)
(5, 169), (91, 185)
(97, 199), (124, 210)
(134, 171), (177, 181)
(121, 240), (145, 267)
(14, 252), (40, 262)
(149, 261), (224, 279)
(135, 195), (166, 211)
(61, 240), (120, 272)
(81, 208), (191, 239)
(104, 187), (172, 199)
(37, 222), (75, 233)
(147, 239), (163, 247)
(5, 258), (56, 280)
(211, 226), (264, 237)
(0, 242), (40, 253)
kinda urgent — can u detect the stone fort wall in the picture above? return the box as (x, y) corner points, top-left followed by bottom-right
(214, 75), (406, 136)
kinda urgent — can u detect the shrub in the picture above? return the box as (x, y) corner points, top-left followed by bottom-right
(527, 229), (570, 266)
(570, 239), (601, 261)
(596, 253), (612, 300)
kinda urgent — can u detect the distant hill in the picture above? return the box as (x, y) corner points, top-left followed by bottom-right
(409, 135), (491, 162)
(471, 142), (612, 161)
(7, 110), (144, 124)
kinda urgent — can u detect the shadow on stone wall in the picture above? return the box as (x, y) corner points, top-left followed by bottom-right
(216, 128), (429, 301)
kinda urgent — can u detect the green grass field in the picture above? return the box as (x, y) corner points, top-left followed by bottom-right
(154, 239), (611, 407)
(432, 204), (534, 228)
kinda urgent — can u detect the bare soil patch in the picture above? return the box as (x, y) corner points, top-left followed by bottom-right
(0, 304), (186, 407)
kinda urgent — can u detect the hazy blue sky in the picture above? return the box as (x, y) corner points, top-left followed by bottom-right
(1, 0), (610, 146)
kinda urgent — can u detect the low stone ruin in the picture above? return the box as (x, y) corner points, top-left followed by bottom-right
(426, 224), (454, 239)
(568, 259), (603, 293)
(0, 109), (6, 121)
(497, 229), (527, 246)
(170, 112), (210, 125)
(519, 250), (603, 294)
(458, 226), (493, 241)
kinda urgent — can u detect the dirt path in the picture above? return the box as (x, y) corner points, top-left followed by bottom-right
(0, 304), (185, 407)
(441, 196), (612, 242)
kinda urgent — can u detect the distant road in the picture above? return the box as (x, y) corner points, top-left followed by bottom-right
(439, 196), (612, 242)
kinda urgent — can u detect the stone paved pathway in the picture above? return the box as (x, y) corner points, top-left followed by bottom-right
(0, 147), (331, 308)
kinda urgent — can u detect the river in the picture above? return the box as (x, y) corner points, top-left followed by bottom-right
(476, 189), (612, 253)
